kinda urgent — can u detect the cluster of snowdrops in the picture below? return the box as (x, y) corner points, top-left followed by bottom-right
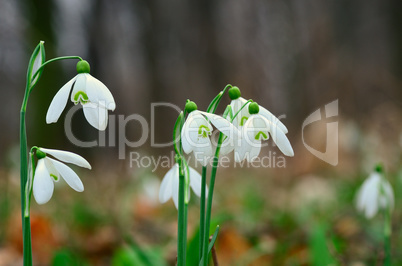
(20, 41), (394, 266)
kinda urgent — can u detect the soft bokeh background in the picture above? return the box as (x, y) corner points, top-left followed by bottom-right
(1, 0), (401, 265)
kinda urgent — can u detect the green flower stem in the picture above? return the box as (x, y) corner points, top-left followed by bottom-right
(184, 202), (188, 262)
(197, 86), (233, 263)
(384, 208), (391, 266)
(200, 106), (232, 265)
(206, 84), (232, 114)
(202, 133), (224, 266)
(231, 99), (253, 123)
(177, 158), (186, 266)
(173, 110), (188, 265)
(199, 166), (207, 261)
(20, 109), (32, 266)
(30, 56), (83, 84)
(20, 48), (82, 266)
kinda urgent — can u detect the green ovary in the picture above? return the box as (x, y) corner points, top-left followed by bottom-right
(198, 125), (211, 138)
(255, 131), (268, 140)
(73, 91), (89, 104)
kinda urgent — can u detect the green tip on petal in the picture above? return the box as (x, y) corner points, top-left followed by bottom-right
(185, 100), (197, 113)
(36, 149), (46, 159)
(374, 163), (383, 173)
(249, 102), (259, 114)
(228, 86), (241, 100)
(76, 60), (90, 74)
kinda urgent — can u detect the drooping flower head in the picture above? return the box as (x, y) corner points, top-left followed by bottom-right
(31, 147), (91, 204)
(228, 86), (288, 133)
(181, 100), (238, 165)
(159, 163), (206, 209)
(356, 166), (394, 219)
(222, 102), (294, 162)
(46, 60), (116, 130)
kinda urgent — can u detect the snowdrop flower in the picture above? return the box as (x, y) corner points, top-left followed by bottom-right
(181, 101), (238, 166)
(227, 86), (288, 133)
(32, 147), (91, 204)
(356, 170), (394, 219)
(46, 60), (116, 130)
(159, 163), (206, 209)
(222, 102), (293, 161)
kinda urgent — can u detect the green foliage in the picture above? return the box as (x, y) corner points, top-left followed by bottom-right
(51, 249), (88, 266)
(112, 246), (166, 266)
(308, 222), (336, 266)
(72, 202), (106, 230)
(112, 247), (141, 266)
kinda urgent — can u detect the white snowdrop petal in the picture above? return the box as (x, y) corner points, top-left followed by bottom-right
(235, 140), (251, 163)
(188, 166), (203, 197)
(83, 102), (108, 130)
(47, 158), (84, 192)
(181, 116), (195, 154)
(261, 116), (294, 157)
(193, 137), (213, 166)
(33, 159), (54, 204)
(248, 141), (262, 162)
(220, 136), (235, 155)
(39, 148), (91, 169)
(46, 76), (76, 123)
(85, 74), (116, 111)
(181, 112), (212, 155)
(159, 164), (176, 203)
(199, 111), (239, 138)
(259, 105), (288, 134)
(181, 133), (192, 154)
(236, 117), (259, 160)
(44, 158), (60, 182)
(231, 97), (250, 127)
(362, 174), (381, 218)
(70, 74), (87, 102)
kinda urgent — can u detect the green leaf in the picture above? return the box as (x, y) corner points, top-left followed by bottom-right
(186, 226), (201, 266)
(124, 236), (166, 266)
(308, 222), (336, 266)
(51, 249), (88, 266)
(208, 225), (220, 254)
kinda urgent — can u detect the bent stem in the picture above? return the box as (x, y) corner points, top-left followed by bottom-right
(20, 44), (83, 266)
